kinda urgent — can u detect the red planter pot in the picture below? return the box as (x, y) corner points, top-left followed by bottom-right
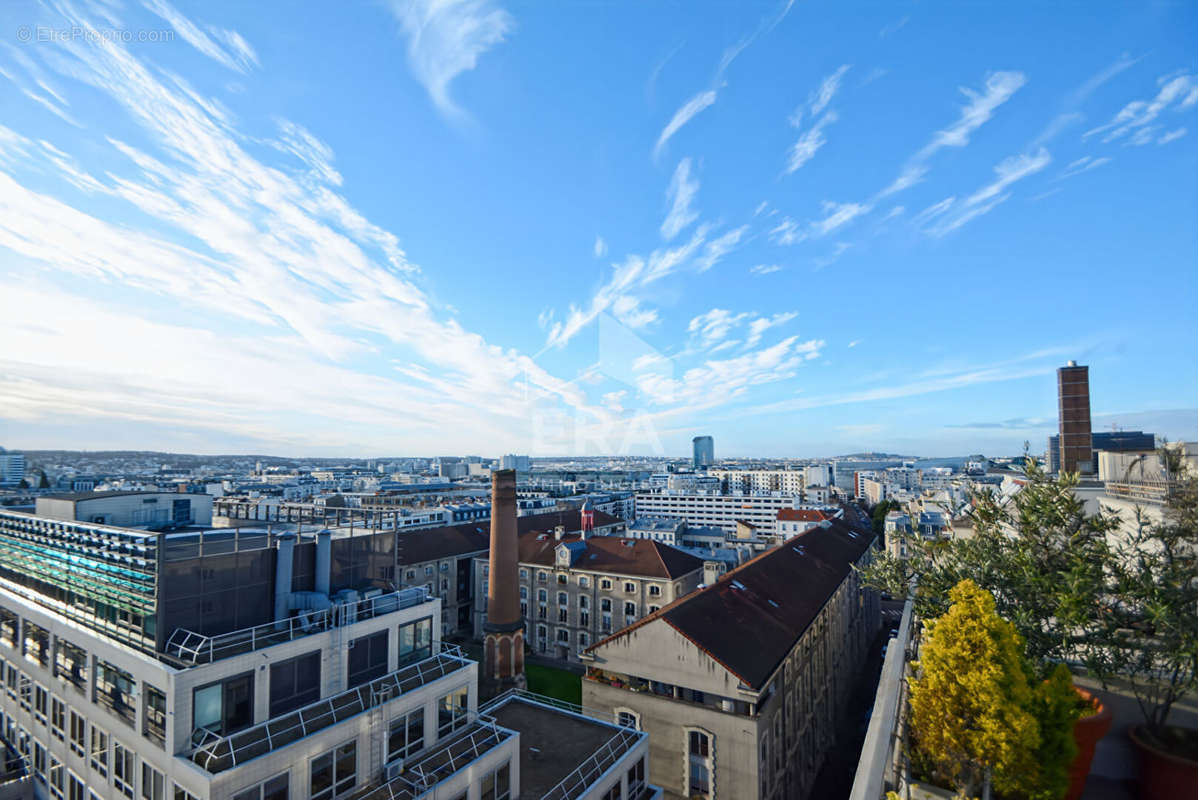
(1064, 687), (1112, 800)
(1128, 724), (1198, 800)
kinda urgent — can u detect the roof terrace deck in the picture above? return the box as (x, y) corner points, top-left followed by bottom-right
(165, 587), (431, 665)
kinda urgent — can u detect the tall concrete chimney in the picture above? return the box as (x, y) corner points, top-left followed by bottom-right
(484, 469), (525, 690)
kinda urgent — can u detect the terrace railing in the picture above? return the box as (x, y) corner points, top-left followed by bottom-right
(166, 587), (431, 665)
(190, 642), (469, 773)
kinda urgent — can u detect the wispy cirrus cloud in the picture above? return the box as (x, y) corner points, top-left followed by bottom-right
(1057, 155), (1111, 180)
(386, 0), (514, 119)
(750, 263), (782, 275)
(655, 89), (717, 159)
(785, 65), (850, 174)
(1085, 72), (1197, 143)
(1157, 127), (1187, 145)
(144, 0), (259, 73)
(661, 158), (700, 240)
(923, 148), (1051, 236)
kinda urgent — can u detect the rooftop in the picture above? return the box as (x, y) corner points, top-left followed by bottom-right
(40, 489), (187, 502)
(395, 508), (621, 565)
(519, 532), (703, 579)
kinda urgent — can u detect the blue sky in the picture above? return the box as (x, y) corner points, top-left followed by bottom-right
(0, 0), (1195, 458)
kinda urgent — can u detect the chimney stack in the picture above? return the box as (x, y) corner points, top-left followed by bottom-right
(483, 469), (525, 690)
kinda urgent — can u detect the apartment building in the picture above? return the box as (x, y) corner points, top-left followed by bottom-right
(0, 508), (657, 800)
(472, 533), (703, 663)
(706, 470), (804, 496)
(633, 493), (799, 535)
(581, 514), (880, 800)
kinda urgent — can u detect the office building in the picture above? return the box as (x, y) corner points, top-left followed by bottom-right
(634, 493), (799, 535)
(36, 491), (214, 529)
(582, 514), (880, 800)
(0, 502), (657, 800)
(708, 470), (804, 495)
(691, 438), (714, 470)
(499, 455), (531, 473)
(1046, 430), (1156, 476)
(1057, 361), (1093, 475)
(0, 451), (24, 488)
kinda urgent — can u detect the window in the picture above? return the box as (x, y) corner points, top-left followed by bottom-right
(173, 785), (200, 800)
(69, 710), (86, 756)
(270, 651), (321, 717)
(424, 565), (433, 576)
(192, 672), (254, 740)
(579, 632), (589, 647)
(649, 585), (661, 597)
(232, 773), (289, 800)
(398, 617), (433, 666)
(624, 602), (636, 617)
(480, 762), (511, 800)
(347, 630), (388, 687)
(440, 562), (449, 572)
(617, 710), (639, 729)
(113, 741), (135, 798)
(34, 684), (47, 723)
(537, 571), (547, 583)
(688, 730), (712, 796)
(0, 608), (17, 648)
(600, 598), (612, 612)
(556, 629), (569, 643)
(141, 764), (166, 800)
(519, 568), (528, 579)
(438, 687), (468, 736)
(518, 586), (528, 600)
(51, 697), (65, 741)
(557, 574), (567, 585)
(624, 582), (636, 594)
(578, 576), (589, 588)
(54, 640), (88, 693)
(537, 589), (547, 603)
(96, 661), (137, 727)
(386, 709), (424, 762)
(90, 726), (109, 777)
(23, 621), (50, 666)
(579, 595), (589, 609)
(628, 757), (646, 797)
(34, 740), (46, 782)
(601, 614), (611, 633)
(600, 579), (612, 590)
(310, 740), (356, 800)
(557, 592), (568, 606)
(580, 611), (589, 628)
(49, 755), (64, 800)
(557, 608), (568, 623)
(405, 570), (415, 580)
(143, 684), (167, 747)
(649, 605), (660, 614)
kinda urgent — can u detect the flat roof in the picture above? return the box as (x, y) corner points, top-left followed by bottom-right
(41, 490), (193, 502)
(488, 697), (631, 798)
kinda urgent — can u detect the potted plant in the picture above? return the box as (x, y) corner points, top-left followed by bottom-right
(1095, 464), (1198, 799)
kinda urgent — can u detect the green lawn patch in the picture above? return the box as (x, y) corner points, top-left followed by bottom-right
(524, 663), (582, 706)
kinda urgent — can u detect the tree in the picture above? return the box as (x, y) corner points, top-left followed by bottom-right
(37, 470), (49, 489)
(909, 580), (1042, 798)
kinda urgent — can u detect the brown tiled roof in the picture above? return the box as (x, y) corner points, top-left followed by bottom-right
(517, 533), (703, 580)
(395, 508), (622, 565)
(587, 517), (875, 689)
(776, 508), (832, 522)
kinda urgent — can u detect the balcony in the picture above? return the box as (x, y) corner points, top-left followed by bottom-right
(165, 587), (431, 665)
(189, 643), (471, 773)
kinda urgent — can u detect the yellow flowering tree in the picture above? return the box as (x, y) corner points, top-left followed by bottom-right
(909, 580), (1042, 798)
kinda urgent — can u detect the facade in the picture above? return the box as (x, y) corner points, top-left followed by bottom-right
(1046, 430), (1156, 476)
(707, 470), (804, 496)
(624, 518), (685, 546)
(1057, 361), (1093, 475)
(633, 493), (799, 535)
(473, 534), (703, 663)
(499, 456), (531, 473)
(0, 508), (657, 800)
(774, 509), (835, 539)
(582, 515), (880, 800)
(0, 452), (24, 488)
(36, 491), (214, 528)
(801, 465), (831, 489)
(691, 438), (714, 470)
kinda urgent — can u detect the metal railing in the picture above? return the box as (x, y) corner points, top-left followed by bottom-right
(480, 688), (635, 727)
(540, 727), (643, 800)
(190, 643), (470, 773)
(848, 594), (916, 800)
(355, 714), (515, 800)
(166, 587), (431, 665)
(1103, 479), (1177, 505)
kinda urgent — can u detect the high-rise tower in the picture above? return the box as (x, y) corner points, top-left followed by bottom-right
(483, 469), (525, 691)
(1057, 360), (1093, 475)
(693, 435), (714, 469)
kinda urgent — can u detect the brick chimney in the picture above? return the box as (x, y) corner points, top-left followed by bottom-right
(483, 469), (525, 690)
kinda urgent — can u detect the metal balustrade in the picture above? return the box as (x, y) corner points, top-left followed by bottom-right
(355, 714), (514, 800)
(166, 587), (431, 665)
(539, 727), (643, 800)
(190, 643), (470, 773)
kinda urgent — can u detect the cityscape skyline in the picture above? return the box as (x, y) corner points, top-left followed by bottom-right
(1, 0), (1196, 458)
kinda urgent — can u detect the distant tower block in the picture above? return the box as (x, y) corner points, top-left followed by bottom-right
(1057, 361), (1093, 475)
(693, 435), (714, 469)
(484, 469), (526, 690)
(581, 498), (594, 537)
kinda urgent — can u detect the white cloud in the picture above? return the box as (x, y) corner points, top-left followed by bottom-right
(770, 217), (804, 246)
(689, 309), (751, 347)
(813, 242), (851, 270)
(745, 311), (798, 347)
(661, 158), (700, 240)
(754, 200), (769, 216)
(786, 111), (837, 173)
(810, 201), (870, 236)
(1158, 127), (1187, 145)
(1057, 155), (1111, 179)
(963, 148), (1051, 208)
(143, 0), (259, 73)
(881, 206), (905, 220)
(386, 0), (514, 119)
(877, 164), (928, 197)
(1086, 73), (1197, 142)
(750, 263), (782, 275)
(593, 235), (607, 258)
(695, 225), (747, 272)
(810, 65), (850, 115)
(848, 339), (861, 348)
(654, 89), (717, 159)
